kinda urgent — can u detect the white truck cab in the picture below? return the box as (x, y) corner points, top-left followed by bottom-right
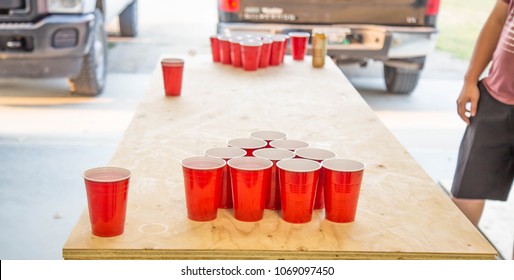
(0, 0), (138, 95)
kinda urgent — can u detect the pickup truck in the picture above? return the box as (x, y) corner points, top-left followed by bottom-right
(0, 0), (138, 96)
(217, 0), (440, 94)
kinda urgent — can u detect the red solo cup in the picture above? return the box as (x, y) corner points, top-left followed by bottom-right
(294, 148), (337, 210)
(161, 58), (184, 97)
(230, 38), (243, 68)
(228, 157), (273, 222)
(204, 147), (247, 209)
(181, 156), (226, 221)
(258, 38), (273, 68)
(277, 159), (321, 223)
(249, 130), (287, 147)
(322, 159), (366, 223)
(253, 148), (295, 210)
(269, 139), (309, 152)
(240, 40), (263, 71)
(227, 137), (267, 156)
(281, 34), (289, 63)
(83, 167), (131, 237)
(289, 32), (310, 60)
(210, 35), (220, 62)
(218, 35), (232, 65)
(269, 35), (285, 66)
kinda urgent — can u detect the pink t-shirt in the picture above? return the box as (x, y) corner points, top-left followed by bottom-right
(483, 0), (514, 105)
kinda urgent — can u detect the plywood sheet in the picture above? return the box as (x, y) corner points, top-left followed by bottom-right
(63, 55), (497, 259)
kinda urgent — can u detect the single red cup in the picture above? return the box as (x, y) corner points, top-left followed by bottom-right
(230, 37), (243, 68)
(228, 157), (273, 222)
(249, 130), (287, 147)
(294, 147), (337, 210)
(322, 159), (366, 223)
(281, 34), (289, 63)
(269, 35), (285, 66)
(269, 139), (309, 152)
(181, 156), (226, 221)
(259, 38), (273, 68)
(161, 58), (184, 97)
(289, 32), (310, 61)
(218, 35), (232, 65)
(253, 148), (295, 210)
(204, 147), (247, 209)
(277, 159), (321, 223)
(240, 40), (263, 71)
(210, 35), (220, 62)
(83, 167), (131, 237)
(227, 137), (267, 156)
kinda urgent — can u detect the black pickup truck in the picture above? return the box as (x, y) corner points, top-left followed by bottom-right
(217, 0), (440, 94)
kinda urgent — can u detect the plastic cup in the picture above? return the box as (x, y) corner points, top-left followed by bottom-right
(253, 148), (295, 210)
(161, 58), (184, 97)
(204, 147), (247, 209)
(322, 159), (366, 223)
(210, 35), (220, 62)
(228, 157), (273, 222)
(269, 139), (309, 152)
(281, 34), (289, 63)
(230, 37), (243, 68)
(277, 159), (321, 223)
(249, 130), (287, 147)
(218, 35), (232, 65)
(289, 32), (310, 60)
(240, 40), (263, 71)
(227, 137), (267, 156)
(83, 167), (131, 237)
(181, 156), (226, 221)
(259, 38), (273, 68)
(295, 148), (337, 210)
(269, 35), (285, 66)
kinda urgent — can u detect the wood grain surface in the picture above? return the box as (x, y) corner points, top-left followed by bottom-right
(63, 55), (497, 259)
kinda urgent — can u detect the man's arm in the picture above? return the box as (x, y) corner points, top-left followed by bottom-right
(457, 0), (509, 125)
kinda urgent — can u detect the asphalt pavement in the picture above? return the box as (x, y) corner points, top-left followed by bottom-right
(0, 0), (512, 260)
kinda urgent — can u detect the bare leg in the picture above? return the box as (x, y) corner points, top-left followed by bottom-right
(451, 197), (485, 227)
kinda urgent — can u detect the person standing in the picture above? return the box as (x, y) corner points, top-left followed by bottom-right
(452, 0), (514, 258)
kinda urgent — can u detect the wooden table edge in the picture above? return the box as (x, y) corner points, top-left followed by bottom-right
(63, 249), (497, 260)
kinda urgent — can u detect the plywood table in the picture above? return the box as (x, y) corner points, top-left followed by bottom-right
(63, 55), (497, 259)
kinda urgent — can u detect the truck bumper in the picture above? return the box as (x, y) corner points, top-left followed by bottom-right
(217, 22), (438, 61)
(0, 13), (95, 78)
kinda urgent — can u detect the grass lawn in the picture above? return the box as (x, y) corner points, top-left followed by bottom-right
(436, 0), (496, 60)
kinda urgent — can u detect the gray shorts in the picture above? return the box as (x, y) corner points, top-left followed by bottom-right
(451, 81), (514, 201)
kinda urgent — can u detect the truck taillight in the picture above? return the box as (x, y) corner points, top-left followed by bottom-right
(425, 0), (440, 16)
(219, 0), (240, 13)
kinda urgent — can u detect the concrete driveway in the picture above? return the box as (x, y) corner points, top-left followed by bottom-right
(0, 0), (512, 259)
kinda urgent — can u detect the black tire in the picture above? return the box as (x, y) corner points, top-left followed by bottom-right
(69, 10), (107, 96)
(383, 65), (421, 94)
(119, 0), (138, 37)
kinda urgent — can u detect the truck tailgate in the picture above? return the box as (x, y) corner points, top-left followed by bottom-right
(229, 0), (428, 26)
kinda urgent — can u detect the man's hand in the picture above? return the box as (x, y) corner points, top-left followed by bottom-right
(456, 83), (480, 125)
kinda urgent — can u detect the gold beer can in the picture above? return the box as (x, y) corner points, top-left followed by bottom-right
(312, 32), (327, 68)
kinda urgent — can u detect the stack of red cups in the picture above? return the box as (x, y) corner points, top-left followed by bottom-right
(209, 33), (290, 71)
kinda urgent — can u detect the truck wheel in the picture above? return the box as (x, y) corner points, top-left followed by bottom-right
(383, 65), (421, 94)
(119, 0), (138, 37)
(69, 10), (107, 96)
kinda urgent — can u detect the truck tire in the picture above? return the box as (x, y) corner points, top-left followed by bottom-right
(119, 0), (137, 37)
(383, 65), (421, 94)
(69, 10), (107, 96)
